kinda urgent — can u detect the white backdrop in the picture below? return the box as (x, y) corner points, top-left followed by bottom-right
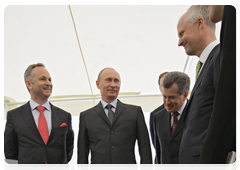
(4, 5), (221, 103)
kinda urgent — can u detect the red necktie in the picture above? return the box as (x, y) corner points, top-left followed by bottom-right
(37, 106), (49, 145)
(172, 112), (179, 134)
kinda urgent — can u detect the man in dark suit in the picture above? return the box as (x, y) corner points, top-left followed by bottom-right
(177, 5), (220, 163)
(4, 63), (74, 164)
(149, 72), (168, 170)
(199, 5), (236, 164)
(77, 67), (152, 164)
(153, 71), (189, 164)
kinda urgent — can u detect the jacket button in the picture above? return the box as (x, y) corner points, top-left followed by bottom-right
(112, 146), (115, 149)
(111, 131), (114, 134)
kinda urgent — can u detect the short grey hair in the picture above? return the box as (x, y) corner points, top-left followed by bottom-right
(24, 63), (45, 83)
(162, 71), (190, 95)
(185, 5), (215, 30)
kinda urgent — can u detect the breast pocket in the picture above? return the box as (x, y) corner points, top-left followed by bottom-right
(190, 145), (202, 157)
(59, 126), (68, 135)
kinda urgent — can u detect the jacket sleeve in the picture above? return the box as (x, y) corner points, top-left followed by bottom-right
(4, 111), (18, 160)
(66, 113), (74, 162)
(153, 114), (161, 164)
(136, 107), (153, 164)
(77, 112), (89, 164)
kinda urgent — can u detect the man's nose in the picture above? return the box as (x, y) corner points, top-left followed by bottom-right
(178, 38), (183, 47)
(166, 98), (171, 104)
(46, 80), (52, 86)
(110, 81), (116, 87)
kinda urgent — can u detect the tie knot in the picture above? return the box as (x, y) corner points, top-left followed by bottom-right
(106, 104), (113, 109)
(173, 112), (179, 117)
(37, 105), (45, 112)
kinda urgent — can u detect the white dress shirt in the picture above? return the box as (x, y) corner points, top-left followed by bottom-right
(101, 98), (118, 117)
(170, 99), (187, 126)
(198, 40), (219, 75)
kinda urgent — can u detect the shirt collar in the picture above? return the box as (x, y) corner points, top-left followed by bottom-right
(172, 99), (187, 116)
(30, 99), (51, 111)
(199, 40), (219, 64)
(101, 98), (118, 109)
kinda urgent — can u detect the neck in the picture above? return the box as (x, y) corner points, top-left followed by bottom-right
(197, 38), (217, 57)
(31, 97), (48, 105)
(103, 97), (116, 104)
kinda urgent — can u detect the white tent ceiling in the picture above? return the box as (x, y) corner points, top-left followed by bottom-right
(4, 5), (221, 103)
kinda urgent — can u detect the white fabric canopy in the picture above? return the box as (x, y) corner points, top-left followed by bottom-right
(4, 5), (221, 103)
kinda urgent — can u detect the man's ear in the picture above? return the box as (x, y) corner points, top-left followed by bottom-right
(25, 80), (32, 91)
(183, 91), (189, 100)
(197, 17), (204, 30)
(96, 80), (100, 89)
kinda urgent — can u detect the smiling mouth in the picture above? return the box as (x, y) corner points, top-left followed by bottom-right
(165, 105), (173, 109)
(183, 43), (187, 49)
(43, 86), (51, 91)
(108, 90), (116, 92)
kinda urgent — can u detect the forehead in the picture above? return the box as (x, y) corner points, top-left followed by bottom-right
(32, 66), (51, 77)
(162, 83), (179, 95)
(177, 13), (189, 31)
(101, 68), (120, 80)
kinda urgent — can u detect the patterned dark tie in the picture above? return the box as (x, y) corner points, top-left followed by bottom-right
(106, 104), (114, 124)
(172, 112), (179, 134)
(196, 60), (203, 81)
(37, 106), (49, 145)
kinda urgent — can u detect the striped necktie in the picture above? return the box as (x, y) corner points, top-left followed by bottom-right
(172, 112), (179, 134)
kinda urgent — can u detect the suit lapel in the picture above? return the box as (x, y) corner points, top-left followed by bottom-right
(170, 113), (184, 141)
(20, 102), (43, 143)
(48, 103), (61, 143)
(163, 110), (171, 139)
(183, 45), (219, 123)
(112, 100), (126, 126)
(95, 101), (111, 126)
(171, 100), (188, 140)
(190, 44), (219, 99)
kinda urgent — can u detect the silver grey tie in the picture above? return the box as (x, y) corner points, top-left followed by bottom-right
(106, 104), (114, 124)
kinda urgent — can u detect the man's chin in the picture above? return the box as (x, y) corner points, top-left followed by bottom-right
(107, 95), (118, 100)
(43, 93), (52, 98)
(165, 107), (174, 113)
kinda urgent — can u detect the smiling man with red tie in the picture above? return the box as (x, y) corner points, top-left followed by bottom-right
(4, 63), (74, 164)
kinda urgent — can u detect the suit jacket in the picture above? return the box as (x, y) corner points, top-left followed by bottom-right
(199, 5), (236, 164)
(77, 99), (152, 164)
(179, 44), (220, 164)
(4, 102), (74, 164)
(149, 104), (165, 170)
(153, 101), (187, 164)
